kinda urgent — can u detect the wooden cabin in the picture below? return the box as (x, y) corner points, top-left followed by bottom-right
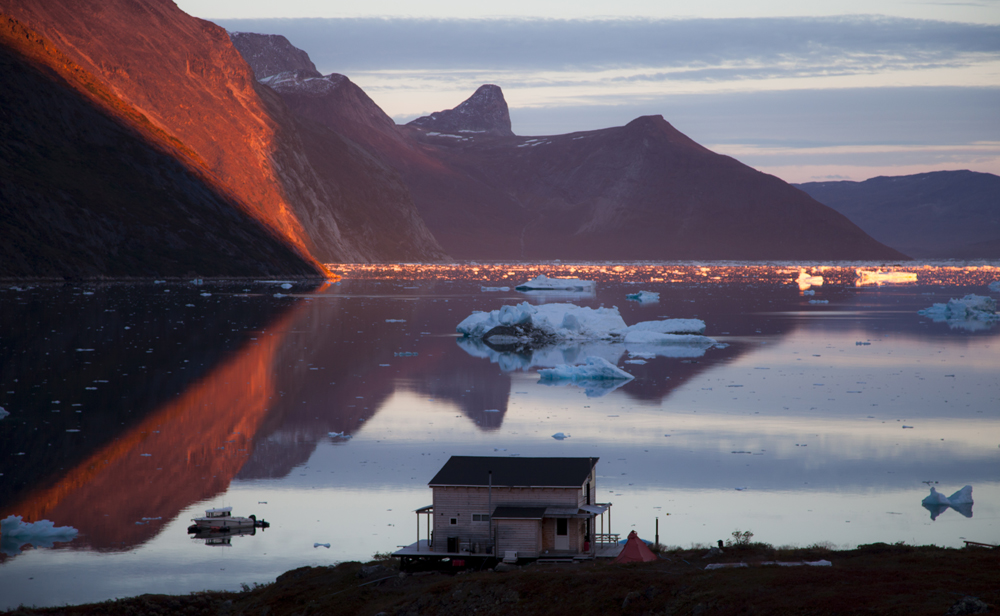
(409, 456), (614, 561)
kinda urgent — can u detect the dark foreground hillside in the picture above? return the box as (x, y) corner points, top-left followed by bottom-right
(4, 544), (996, 616)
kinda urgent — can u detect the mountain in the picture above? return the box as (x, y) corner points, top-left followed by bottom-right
(228, 31), (317, 79)
(796, 171), (1000, 259)
(407, 84), (515, 137)
(0, 0), (446, 279)
(238, 35), (904, 261)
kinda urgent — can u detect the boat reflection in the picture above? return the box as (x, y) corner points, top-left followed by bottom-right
(189, 525), (260, 547)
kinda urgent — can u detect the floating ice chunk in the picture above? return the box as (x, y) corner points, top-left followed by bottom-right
(481, 286), (510, 292)
(280, 283), (293, 289)
(200, 292), (212, 297)
(990, 281), (1000, 292)
(538, 357), (634, 382)
(624, 359), (646, 364)
(314, 543), (331, 548)
(457, 302), (627, 341)
(623, 331), (717, 346)
(705, 563), (749, 570)
(385, 319), (406, 323)
(796, 270), (824, 291)
(856, 269), (917, 286)
(1, 515), (78, 555)
(808, 299), (829, 304)
(734, 487), (748, 491)
(919, 294), (998, 324)
(551, 432), (571, 440)
(922, 487), (950, 506)
(483, 409), (500, 413)
(191, 279), (203, 286)
(328, 431), (352, 439)
(626, 291), (659, 303)
(624, 319), (705, 335)
(948, 485), (973, 505)
(515, 274), (595, 292)
(0, 407), (8, 420)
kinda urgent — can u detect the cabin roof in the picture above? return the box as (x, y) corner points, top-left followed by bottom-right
(429, 456), (598, 488)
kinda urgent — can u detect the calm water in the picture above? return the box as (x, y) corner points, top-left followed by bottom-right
(1, 263), (998, 609)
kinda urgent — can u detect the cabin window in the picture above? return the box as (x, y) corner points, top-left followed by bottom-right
(472, 514), (490, 522)
(557, 518), (568, 536)
(450, 518), (457, 525)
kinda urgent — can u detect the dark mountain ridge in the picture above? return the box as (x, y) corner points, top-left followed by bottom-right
(236, 33), (905, 261)
(796, 170), (1000, 258)
(0, 0), (446, 278)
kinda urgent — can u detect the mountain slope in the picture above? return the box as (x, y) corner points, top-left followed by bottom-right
(238, 33), (905, 261)
(0, 0), (446, 277)
(796, 171), (1000, 258)
(0, 16), (318, 278)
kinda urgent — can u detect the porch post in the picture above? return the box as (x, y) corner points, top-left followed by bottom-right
(416, 510), (420, 552)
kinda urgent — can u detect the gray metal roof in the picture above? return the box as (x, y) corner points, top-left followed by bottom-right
(428, 456), (598, 488)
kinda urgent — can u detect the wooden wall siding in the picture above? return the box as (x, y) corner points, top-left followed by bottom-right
(495, 519), (541, 558)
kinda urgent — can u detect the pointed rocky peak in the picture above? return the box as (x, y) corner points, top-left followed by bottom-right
(228, 32), (317, 80)
(407, 84), (514, 137)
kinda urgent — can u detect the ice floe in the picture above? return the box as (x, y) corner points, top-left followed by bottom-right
(551, 432), (570, 440)
(1, 515), (78, 555)
(515, 274), (595, 292)
(918, 294), (998, 330)
(626, 291), (659, 303)
(855, 269), (917, 286)
(990, 281), (1000, 292)
(796, 269), (824, 291)
(456, 302), (718, 371)
(538, 356), (634, 382)
(921, 485), (974, 520)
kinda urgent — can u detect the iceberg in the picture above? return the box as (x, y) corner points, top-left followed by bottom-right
(990, 281), (1000, 292)
(538, 356), (634, 382)
(626, 290), (659, 303)
(456, 302), (628, 343)
(918, 295), (998, 330)
(855, 269), (917, 286)
(796, 269), (824, 291)
(1, 515), (78, 556)
(920, 485), (974, 520)
(515, 274), (595, 292)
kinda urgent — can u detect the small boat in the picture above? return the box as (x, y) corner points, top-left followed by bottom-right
(187, 506), (269, 533)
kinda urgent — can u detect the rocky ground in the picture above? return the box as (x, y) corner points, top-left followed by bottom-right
(3, 543), (996, 616)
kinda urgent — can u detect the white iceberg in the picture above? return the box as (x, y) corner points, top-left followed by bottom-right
(921, 485), (973, 520)
(796, 269), (824, 291)
(918, 295), (998, 328)
(626, 291), (659, 303)
(538, 357), (634, 382)
(1, 515), (78, 555)
(515, 274), (595, 292)
(457, 302), (628, 342)
(626, 319), (705, 335)
(855, 269), (917, 286)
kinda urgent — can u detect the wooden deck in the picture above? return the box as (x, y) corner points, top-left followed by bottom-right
(393, 540), (623, 560)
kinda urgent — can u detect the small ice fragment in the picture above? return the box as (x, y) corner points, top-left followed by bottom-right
(385, 319), (406, 323)
(273, 293), (285, 298)
(494, 448), (507, 451)
(0, 407), (8, 420)
(314, 543), (331, 548)
(481, 286), (510, 292)
(551, 432), (570, 440)
(734, 487), (748, 491)
(191, 279), (203, 286)
(990, 281), (1000, 292)
(140, 453), (152, 457)
(483, 409), (500, 413)
(515, 274), (595, 292)
(280, 283), (293, 289)
(200, 292), (212, 297)
(902, 425), (913, 429)
(626, 290), (659, 303)
(808, 299), (829, 304)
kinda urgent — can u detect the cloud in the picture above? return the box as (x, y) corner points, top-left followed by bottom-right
(218, 16), (1000, 74)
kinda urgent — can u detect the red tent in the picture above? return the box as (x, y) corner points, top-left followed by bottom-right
(614, 530), (659, 563)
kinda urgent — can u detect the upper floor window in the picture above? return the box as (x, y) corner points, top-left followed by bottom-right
(472, 514), (490, 522)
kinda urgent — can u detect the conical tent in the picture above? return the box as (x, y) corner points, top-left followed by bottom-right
(614, 530), (659, 563)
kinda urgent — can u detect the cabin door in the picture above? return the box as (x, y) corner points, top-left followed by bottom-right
(555, 518), (569, 550)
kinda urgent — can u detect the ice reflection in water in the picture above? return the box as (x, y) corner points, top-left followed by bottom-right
(0, 264), (998, 608)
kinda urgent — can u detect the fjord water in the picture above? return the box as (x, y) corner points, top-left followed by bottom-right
(1, 264), (997, 609)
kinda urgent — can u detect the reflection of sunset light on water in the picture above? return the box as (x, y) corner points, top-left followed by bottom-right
(330, 262), (999, 287)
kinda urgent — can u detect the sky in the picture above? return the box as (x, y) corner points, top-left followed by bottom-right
(177, 1), (1000, 183)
